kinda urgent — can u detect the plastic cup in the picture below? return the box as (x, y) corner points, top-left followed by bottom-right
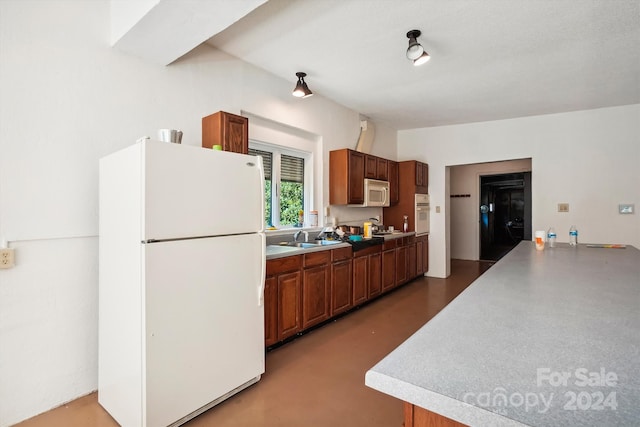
(535, 230), (545, 250)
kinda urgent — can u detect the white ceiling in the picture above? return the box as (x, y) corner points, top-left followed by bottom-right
(204, 0), (640, 130)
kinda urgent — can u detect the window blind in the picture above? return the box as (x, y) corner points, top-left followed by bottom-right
(281, 154), (304, 183)
(248, 148), (273, 180)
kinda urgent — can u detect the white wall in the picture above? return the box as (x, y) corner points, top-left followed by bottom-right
(399, 104), (640, 278)
(0, 1), (397, 425)
(450, 159), (532, 260)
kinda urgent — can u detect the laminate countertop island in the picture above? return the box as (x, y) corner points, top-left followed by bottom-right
(365, 241), (640, 427)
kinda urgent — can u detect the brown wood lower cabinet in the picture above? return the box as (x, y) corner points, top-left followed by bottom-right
(408, 240), (417, 279)
(368, 252), (382, 298)
(381, 238), (397, 292)
(331, 246), (353, 316)
(353, 245), (383, 304)
(264, 276), (277, 347)
(396, 244), (408, 285)
(277, 271), (302, 340)
(352, 256), (368, 306)
(404, 402), (467, 427)
(416, 235), (429, 275)
(301, 251), (331, 330)
(331, 259), (352, 316)
(265, 255), (302, 346)
(264, 236), (428, 347)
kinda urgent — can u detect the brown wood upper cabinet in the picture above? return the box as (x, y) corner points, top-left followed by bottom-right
(415, 161), (429, 193)
(330, 149), (365, 205)
(364, 154), (389, 181)
(202, 111), (249, 154)
(365, 154), (388, 181)
(330, 149), (399, 206)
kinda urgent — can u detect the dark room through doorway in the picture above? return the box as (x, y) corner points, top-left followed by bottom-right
(479, 172), (531, 261)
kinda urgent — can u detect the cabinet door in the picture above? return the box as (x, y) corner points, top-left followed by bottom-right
(331, 259), (352, 316)
(408, 243), (417, 280)
(382, 249), (396, 292)
(388, 161), (399, 205)
(422, 236), (429, 273)
(416, 239), (424, 276)
(422, 163), (429, 188)
(396, 245), (408, 285)
(365, 155), (377, 179)
(348, 151), (365, 204)
(352, 256), (368, 306)
(264, 276), (278, 347)
(302, 265), (330, 329)
(376, 158), (388, 181)
(415, 161), (424, 186)
(278, 271), (301, 341)
(368, 252), (382, 299)
(223, 113), (249, 154)
(202, 111), (248, 154)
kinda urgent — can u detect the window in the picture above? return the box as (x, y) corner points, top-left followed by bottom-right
(249, 143), (311, 228)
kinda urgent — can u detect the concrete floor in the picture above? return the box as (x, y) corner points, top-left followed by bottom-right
(16, 259), (491, 427)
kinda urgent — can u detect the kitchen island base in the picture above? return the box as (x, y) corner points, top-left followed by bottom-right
(404, 402), (467, 427)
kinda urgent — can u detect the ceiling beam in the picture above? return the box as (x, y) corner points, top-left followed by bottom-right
(110, 0), (267, 65)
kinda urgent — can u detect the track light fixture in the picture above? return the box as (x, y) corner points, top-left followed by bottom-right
(292, 72), (313, 98)
(406, 29), (430, 66)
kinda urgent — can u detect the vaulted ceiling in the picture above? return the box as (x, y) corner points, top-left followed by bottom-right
(116, 0), (640, 130)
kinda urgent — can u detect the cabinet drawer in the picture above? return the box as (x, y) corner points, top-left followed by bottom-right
(383, 239), (397, 250)
(304, 250), (331, 268)
(352, 244), (382, 257)
(266, 255), (301, 276)
(331, 246), (352, 262)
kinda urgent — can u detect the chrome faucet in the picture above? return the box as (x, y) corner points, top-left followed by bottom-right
(293, 230), (309, 242)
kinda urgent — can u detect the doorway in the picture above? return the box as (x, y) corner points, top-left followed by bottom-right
(479, 172), (531, 261)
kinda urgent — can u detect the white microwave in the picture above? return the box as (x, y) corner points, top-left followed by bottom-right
(356, 178), (390, 207)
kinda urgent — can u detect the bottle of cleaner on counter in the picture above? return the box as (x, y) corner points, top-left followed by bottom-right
(547, 228), (557, 248)
(403, 215), (409, 233)
(569, 225), (578, 246)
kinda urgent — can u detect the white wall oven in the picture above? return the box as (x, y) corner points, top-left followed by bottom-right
(415, 194), (430, 235)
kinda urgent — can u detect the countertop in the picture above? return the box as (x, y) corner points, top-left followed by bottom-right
(265, 231), (418, 260)
(365, 241), (640, 427)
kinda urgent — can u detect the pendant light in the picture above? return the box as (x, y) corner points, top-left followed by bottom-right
(292, 72), (313, 98)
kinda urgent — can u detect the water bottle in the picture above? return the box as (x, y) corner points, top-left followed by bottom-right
(547, 227), (557, 248)
(569, 225), (578, 246)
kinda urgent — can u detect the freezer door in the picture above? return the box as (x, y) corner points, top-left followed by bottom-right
(143, 233), (265, 426)
(143, 140), (264, 241)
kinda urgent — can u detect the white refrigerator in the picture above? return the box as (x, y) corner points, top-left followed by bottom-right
(98, 140), (266, 427)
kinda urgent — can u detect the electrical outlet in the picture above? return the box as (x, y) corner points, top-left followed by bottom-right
(558, 203), (569, 213)
(0, 248), (15, 269)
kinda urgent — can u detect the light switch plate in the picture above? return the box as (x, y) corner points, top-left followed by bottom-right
(619, 204), (634, 214)
(558, 203), (569, 213)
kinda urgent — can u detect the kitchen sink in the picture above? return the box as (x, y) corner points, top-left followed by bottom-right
(268, 240), (344, 250)
(286, 240), (343, 248)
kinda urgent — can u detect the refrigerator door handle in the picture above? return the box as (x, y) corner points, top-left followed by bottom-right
(258, 232), (266, 306)
(255, 155), (266, 233)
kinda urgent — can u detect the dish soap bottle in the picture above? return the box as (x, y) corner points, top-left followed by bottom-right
(569, 225), (578, 246)
(403, 215), (409, 233)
